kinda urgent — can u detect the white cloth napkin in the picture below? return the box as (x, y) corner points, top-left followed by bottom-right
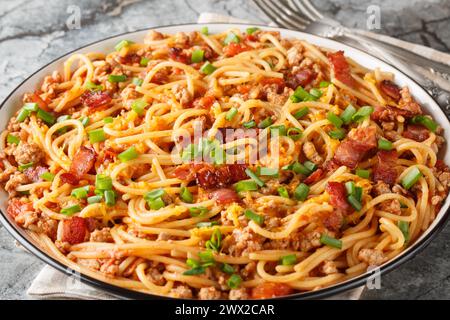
(26, 12), (403, 301)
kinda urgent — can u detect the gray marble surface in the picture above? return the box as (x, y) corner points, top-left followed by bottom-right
(0, 0), (449, 300)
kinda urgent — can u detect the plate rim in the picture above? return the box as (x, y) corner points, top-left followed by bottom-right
(0, 21), (449, 300)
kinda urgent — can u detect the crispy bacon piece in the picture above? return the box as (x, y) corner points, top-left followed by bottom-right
(373, 150), (398, 185)
(168, 47), (190, 64)
(24, 166), (48, 183)
(223, 42), (251, 57)
(327, 51), (355, 87)
(398, 87), (422, 115)
(80, 91), (112, 109)
(7, 198), (33, 219)
(251, 282), (293, 299)
(303, 168), (324, 185)
(323, 210), (344, 232)
(326, 182), (352, 214)
(208, 188), (240, 205)
(371, 105), (415, 122)
(379, 80), (401, 101)
(61, 147), (96, 185)
(118, 53), (142, 65)
(332, 126), (377, 169)
(195, 163), (247, 189)
(192, 96), (216, 109)
(174, 164), (195, 180)
(61, 216), (89, 245)
(285, 68), (315, 89)
(402, 124), (430, 142)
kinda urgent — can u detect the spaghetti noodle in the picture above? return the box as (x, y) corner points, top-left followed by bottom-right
(0, 27), (448, 299)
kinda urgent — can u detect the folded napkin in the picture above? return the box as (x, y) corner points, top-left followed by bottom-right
(27, 12), (378, 301)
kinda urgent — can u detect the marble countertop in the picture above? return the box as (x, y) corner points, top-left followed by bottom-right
(0, 0), (449, 300)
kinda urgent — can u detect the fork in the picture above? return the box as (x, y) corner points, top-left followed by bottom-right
(252, 0), (450, 108)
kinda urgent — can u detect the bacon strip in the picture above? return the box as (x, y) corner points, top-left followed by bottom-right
(80, 91), (112, 110)
(251, 283), (293, 299)
(327, 51), (355, 87)
(7, 198), (34, 219)
(61, 217), (89, 245)
(326, 182), (352, 214)
(285, 68), (316, 89)
(402, 124), (430, 142)
(332, 126), (377, 169)
(208, 188), (240, 205)
(303, 168), (324, 185)
(373, 150), (398, 185)
(61, 147), (96, 185)
(379, 80), (401, 101)
(223, 43), (251, 57)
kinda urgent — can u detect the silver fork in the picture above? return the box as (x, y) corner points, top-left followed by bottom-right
(253, 0), (450, 108)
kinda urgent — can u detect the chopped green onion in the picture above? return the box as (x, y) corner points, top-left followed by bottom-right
(191, 49), (205, 63)
(245, 168), (265, 187)
(198, 250), (215, 267)
(80, 117), (90, 127)
(60, 204), (82, 216)
(226, 107), (238, 121)
(186, 258), (201, 269)
(131, 99), (147, 115)
(291, 86), (317, 102)
(355, 169), (370, 179)
(411, 115), (438, 132)
(104, 190), (116, 206)
(235, 180), (258, 192)
(259, 167), (279, 177)
(16, 109), (31, 122)
(144, 188), (166, 201)
(355, 186), (363, 202)
(292, 162), (311, 176)
(118, 146), (139, 162)
(87, 195), (103, 204)
(340, 104), (357, 125)
(277, 187), (290, 198)
(37, 109), (55, 125)
(223, 32), (240, 45)
(205, 228), (222, 252)
(115, 40), (133, 51)
(183, 267), (205, 275)
(287, 127), (302, 141)
(310, 88), (322, 99)
(71, 186), (89, 199)
(40, 172), (55, 182)
(149, 197), (165, 210)
(327, 111), (343, 128)
(107, 74), (127, 83)
(294, 183), (309, 201)
(132, 77), (143, 86)
(280, 254), (297, 266)
(352, 106), (374, 122)
(200, 26), (209, 35)
(196, 221), (219, 228)
(7, 134), (20, 145)
(401, 166), (422, 190)
(345, 181), (356, 195)
(140, 57), (149, 67)
(23, 102), (39, 112)
(104, 117), (113, 124)
(180, 186), (193, 203)
(244, 210), (264, 225)
(378, 139), (393, 150)
(319, 81), (330, 88)
(200, 61), (217, 75)
(221, 263), (235, 274)
(243, 120), (256, 128)
(320, 234), (342, 249)
(258, 117), (273, 129)
(328, 128), (346, 140)
(347, 194), (362, 211)
(95, 174), (112, 190)
(246, 27), (259, 35)
(294, 107), (309, 119)
(189, 206), (209, 217)
(398, 221), (410, 243)
(303, 161), (317, 172)
(227, 274), (242, 289)
(88, 128), (106, 143)
(85, 81), (103, 91)
(270, 125), (287, 136)
(18, 162), (33, 172)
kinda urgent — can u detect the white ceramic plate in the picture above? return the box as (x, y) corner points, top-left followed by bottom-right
(1, 23), (449, 299)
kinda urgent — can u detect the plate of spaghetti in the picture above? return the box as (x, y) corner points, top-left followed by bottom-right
(0, 23), (449, 300)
